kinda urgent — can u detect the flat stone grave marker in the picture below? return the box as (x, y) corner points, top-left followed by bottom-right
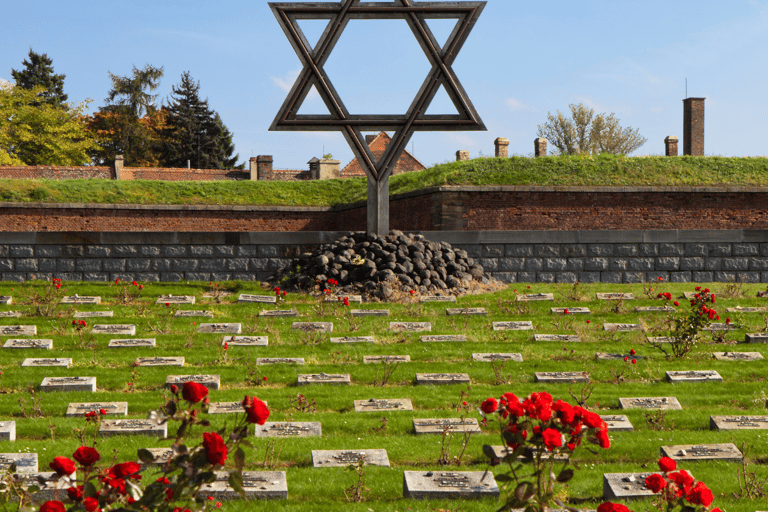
(259, 309), (298, 317)
(0, 453), (38, 473)
(156, 295), (195, 304)
(390, 322), (431, 332)
(597, 293), (634, 300)
(11, 472), (75, 501)
(604, 323), (643, 332)
(40, 376), (96, 392)
(647, 336), (675, 344)
(198, 323), (241, 334)
(595, 353), (644, 361)
(66, 402), (128, 417)
(202, 291), (233, 299)
(403, 471), (499, 499)
(487, 445), (568, 462)
(666, 370), (723, 383)
(61, 296), (101, 304)
(603, 472), (673, 500)
(0, 312), (21, 318)
(413, 418), (481, 435)
(415, 373), (470, 385)
(0, 325), (36, 336)
(165, 374), (220, 390)
(551, 307), (590, 315)
(312, 449), (390, 467)
(351, 309), (389, 317)
(713, 352), (763, 361)
(704, 323), (737, 331)
(326, 295), (362, 303)
(746, 333), (768, 343)
(4, 339), (52, 349)
(535, 372), (590, 383)
(472, 353), (523, 362)
(100, 419), (167, 437)
(331, 336), (375, 344)
(209, 402), (246, 414)
(728, 307), (768, 313)
(446, 308), (487, 316)
(199, 471), (288, 500)
(253, 422), (321, 438)
(534, 334), (580, 342)
(256, 357), (305, 365)
(684, 292), (699, 299)
(174, 310), (214, 318)
(22, 358), (72, 367)
(135, 357), (184, 367)
(710, 415), (768, 430)
(73, 311), (113, 318)
(0, 296), (11, 304)
(223, 335), (267, 347)
(635, 306), (675, 313)
(619, 397), (682, 410)
(0, 421), (15, 441)
(516, 293), (554, 302)
(238, 294), (275, 304)
(661, 443), (742, 462)
(420, 295), (456, 303)
(363, 355), (410, 364)
(354, 398), (413, 412)
(298, 373), (350, 385)
(138, 448), (175, 466)
(108, 338), (156, 348)
(421, 335), (467, 343)
(492, 321), (533, 331)
(600, 415), (634, 432)
(292, 322), (333, 332)
(92, 324), (136, 335)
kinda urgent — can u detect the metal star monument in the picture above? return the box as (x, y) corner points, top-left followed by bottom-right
(269, 0), (486, 235)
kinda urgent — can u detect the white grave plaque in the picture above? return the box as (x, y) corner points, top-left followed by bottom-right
(661, 443), (742, 462)
(516, 293), (554, 302)
(256, 358), (305, 365)
(156, 295), (195, 305)
(389, 322), (431, 332)
(413, 418), (481, 435)
(363, 355), (410, 364)
(551, 307), (590, 315)
(0, 325), (36, 336)
(493, 321), (533, 331)
(403, 471), (499, 499)
(223, 335), (267, 347)
(619, 397), (682, 410)
(254, 422), (321, 438)
(135, 357), (185, 367)
(600, 415), (634, 432)
(0, 422), (15, 441)
(666, 370), (722, 383)
(92, 324), (136, 335)
(108, 338), (155, 348)
(534, 334), (580, 342)
(421, 335), (467, 342)
(61, 296), (101, 304)
(415, 373), (470, 385)
(22, 358), (72, 367)
(354, 398), (413, 412)
(604, 323), (643, 332)
(298, 373), (350, 385)
(73, 311), (113, 318)
(712, 352), (763, 361)
(4, 339), (52, 349)
(40, 376), (96, 392)
(198, 323), (241, 334)
(331, 336), (375, 344)
(199, 471), (288, 500)
(472, 353), (523, 362)
(100, 419), (167, 437)
(710, 415), (768, 430)
(351, 309), (389, 317)
(165, 374), (220, 390)
(312, 449), (390, 467)
(535, 372), (589, 383)
(66, 402), (127, 417)
(446, 308), (487, 316)
(420, 296), (456, 303)
(292, 322), (333, 332)
(238, 294), (275, 304)
(0, 453), (37, 473)
(597, 293), (634, 300)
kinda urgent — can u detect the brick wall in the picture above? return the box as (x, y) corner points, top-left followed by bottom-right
(120, 167), (249, 181)
(0, 166), (113, 179)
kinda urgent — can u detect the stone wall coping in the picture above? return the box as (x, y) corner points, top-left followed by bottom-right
(0, 202), (335, 213)
(0, 230), (764, 245)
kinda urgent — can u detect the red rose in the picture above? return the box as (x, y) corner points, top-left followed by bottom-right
(629, 349), (636, 356)
(687, 481), (713, 506)
(669, 470), (694, 494)
(658, 456), (676, 472)
(182, 381), (209, 403)
(552, 400), (575, 425)
(39, 501), (65, 512)
(49, 456), (76, 476)
(203, 432), (227, 466)
(480, 397), (498, 414)
(645, 473), (666, 493)
(596, 426), (610, 449)
(597, 503), (631, 512)
(67, 485), (83, 502)
(73, 446), (100, 466)
(541, 428), (562, 451)
(112, 461), (142, 480)
(84, 497), (100, 512)
(242, 396), (270, 425)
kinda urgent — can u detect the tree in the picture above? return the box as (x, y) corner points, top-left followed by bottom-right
(87, 64), (166, 166)
(160, 72), (241, 169)
(536, 103), (647, 156)
(10, 49), (68, 107)
(0, 85), (97, 165)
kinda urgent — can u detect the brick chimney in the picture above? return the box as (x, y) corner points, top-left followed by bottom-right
(318, 158), (340, 180)
(494, 137), (509, 158)
(683, 98), (705, 156)
(256, 155), (273, 180)
(248, 157), (258, 180)
(456, 150), (469, 161)
(534, 138), (547, 157)
(664, 136), (679, 157)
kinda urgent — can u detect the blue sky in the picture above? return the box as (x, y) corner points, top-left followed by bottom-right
(2, 0), (767, 169)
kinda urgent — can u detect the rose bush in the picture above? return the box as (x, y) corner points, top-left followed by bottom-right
(481, 391), (610, 511)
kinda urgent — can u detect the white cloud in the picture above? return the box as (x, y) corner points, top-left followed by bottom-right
(445, 133), (480, 148)
(269, 67), (320, 102)
(505, 97), (529, 111)
(0, 78), (12, 91)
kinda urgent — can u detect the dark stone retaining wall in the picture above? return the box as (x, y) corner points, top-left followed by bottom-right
(1, 230), (768, 284)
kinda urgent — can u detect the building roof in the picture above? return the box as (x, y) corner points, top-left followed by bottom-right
(340, 132), (427, 178)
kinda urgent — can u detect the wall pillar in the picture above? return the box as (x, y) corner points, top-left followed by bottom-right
(683, 98), (705, 156)
(317, 159), (340, 180)
(114, 155), (124, 180)
(494, 137), (509, 158)
(248, 157), (258, 180)
(456, 150), (469, 161)
(664, 136), (679, 157)
(534, 138), (547, 157)
(256, 155), (273, 181)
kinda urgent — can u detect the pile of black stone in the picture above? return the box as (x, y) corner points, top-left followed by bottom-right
(270, 230), (499, 300)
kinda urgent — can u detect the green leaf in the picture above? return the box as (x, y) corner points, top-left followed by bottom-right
(137, 449), (157, 464)
(556, 468), (575, 483)
(228, 471), (246, 499)
(494, 474), (514, 483)
(234, 447), (245, 473)
(83, 481), (98, 498)
(514, 482), (534, 502)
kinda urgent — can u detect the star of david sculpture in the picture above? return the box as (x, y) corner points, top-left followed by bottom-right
(269, 0), (486, 236)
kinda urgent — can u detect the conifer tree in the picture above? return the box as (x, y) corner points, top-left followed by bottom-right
(11, 49), (68, 107)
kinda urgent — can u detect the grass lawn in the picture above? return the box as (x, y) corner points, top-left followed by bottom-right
(1, 280), (768, 510)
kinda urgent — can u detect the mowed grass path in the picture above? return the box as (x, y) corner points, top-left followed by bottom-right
(2, 280), (768, 511)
